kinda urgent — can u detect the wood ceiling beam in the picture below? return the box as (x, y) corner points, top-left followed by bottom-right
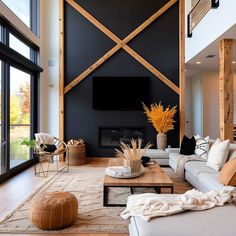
(64, 0), (179, 94)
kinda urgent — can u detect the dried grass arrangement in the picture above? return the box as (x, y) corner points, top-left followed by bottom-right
(115, 138), (152, 173)
(143, 102), (177, 134)
(115, 138), (152, 160)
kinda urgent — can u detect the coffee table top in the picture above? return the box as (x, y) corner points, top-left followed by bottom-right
(104, 158), (173, 187)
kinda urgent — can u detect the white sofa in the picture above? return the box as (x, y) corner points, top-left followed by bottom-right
(144, 149), (169, 166)
(169, 143), (236, 192)
(129, 204), (236, 236)
(128, 142), (236, 236)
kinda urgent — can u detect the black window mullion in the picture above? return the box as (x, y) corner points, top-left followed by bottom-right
(4, 61), (10, 174)
(31, 0), (39, 37)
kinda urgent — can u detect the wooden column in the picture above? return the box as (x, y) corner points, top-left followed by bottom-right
(219, 39), (234, 142)
(179, 0), (186, 142)
(59, 0), (65, 160)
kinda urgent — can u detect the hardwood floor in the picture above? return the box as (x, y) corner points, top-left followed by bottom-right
(0, 158), (128, 236)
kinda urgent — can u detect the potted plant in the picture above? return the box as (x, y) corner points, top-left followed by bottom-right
(20, 138), (36, 151)
(143, 102), (177, 150)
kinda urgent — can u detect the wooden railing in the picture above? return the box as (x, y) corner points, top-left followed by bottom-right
(188, 0), (219, 37)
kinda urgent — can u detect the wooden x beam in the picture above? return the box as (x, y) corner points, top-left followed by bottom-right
(64, 0), (179, 94)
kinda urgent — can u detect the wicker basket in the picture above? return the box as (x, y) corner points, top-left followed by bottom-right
(68, 144), (86, 166)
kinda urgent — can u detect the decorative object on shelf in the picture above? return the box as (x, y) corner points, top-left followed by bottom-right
(115, 138), (152, 173)
(143, 102), (177, 150)
(67, 138), (86, 166)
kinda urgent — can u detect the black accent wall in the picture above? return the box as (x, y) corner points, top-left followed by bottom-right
(65, 0), (180, 156)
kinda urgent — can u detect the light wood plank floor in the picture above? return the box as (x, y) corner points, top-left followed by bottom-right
(0, 158), (128, 236)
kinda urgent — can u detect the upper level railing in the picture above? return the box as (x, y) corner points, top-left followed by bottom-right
(188, 0), (220, 37)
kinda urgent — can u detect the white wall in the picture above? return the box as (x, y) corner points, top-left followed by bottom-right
(202, 72), (220, 139)
(187, 71), (236, 139)
(185, 0), (236, 62)
(185, 76), (193, 137)
(191, 74), (203, 137)
(39, 0), (59, 136)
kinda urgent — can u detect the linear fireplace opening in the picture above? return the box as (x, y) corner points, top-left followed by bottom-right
(99, 127), (146, 148)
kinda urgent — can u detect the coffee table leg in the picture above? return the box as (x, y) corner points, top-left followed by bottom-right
(155, 187), (161, 193)
(103, 186), (109, 206)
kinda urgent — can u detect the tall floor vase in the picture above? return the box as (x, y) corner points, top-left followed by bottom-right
(156, 132), (167, 150)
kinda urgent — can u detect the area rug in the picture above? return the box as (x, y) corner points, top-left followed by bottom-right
(0, 166), (192, 234)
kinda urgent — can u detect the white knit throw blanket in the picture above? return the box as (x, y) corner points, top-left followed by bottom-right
(121, 187), (236, 222)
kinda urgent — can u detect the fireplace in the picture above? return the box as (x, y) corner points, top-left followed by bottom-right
(99, 127), (146, 148)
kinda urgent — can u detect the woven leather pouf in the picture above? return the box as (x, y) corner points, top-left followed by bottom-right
(29, 192), (78, 230)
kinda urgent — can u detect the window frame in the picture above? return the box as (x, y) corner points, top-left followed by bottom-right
(0, 11), (42, 182)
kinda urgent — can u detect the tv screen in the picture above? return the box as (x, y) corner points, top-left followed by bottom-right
(93, 76), (150, 110)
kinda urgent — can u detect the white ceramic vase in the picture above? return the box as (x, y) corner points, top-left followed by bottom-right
(156, 132), (167, 150)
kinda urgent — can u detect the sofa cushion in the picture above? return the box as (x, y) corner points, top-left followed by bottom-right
(198, 172), (224, 192)
(185, 161), (214, 180)
(220, 158), (236, 186)
(207, 139), (230, 171)
(180, 135), (196, 155)
(194, 136), (210, 160)
(227, 143), (236, 161)
(169, 153), (186, 172)
(129, 204), (236, 236)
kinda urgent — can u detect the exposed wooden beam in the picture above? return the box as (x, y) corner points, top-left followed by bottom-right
(179, 0), (186, 141)
(219, 39), (234, 142)
(64, 0), (179, 94)
(59, 0), (65, 147)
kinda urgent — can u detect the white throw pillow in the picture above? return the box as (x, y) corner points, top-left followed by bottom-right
(195, 136), (210, 160)
(207, 139), (230, 171)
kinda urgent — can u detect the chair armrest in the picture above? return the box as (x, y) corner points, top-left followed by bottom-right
(165, 148), (180, 154)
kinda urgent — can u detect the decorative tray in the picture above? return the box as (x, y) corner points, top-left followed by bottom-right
(105, 166), (142, 179)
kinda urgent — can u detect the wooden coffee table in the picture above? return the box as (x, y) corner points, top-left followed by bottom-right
(103, 159), (174, 206)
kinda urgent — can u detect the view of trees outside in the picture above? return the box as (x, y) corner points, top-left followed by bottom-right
(10, 67), (31, 168)
(1, 0), (30, 27)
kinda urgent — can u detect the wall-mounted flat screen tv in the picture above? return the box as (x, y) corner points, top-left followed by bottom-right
(93, 76), (150, 110)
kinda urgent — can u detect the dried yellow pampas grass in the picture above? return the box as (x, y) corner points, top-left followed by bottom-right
(143, 102), (177, 134)
(115, 138), (152, 160)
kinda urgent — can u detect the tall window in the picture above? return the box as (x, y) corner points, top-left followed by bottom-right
(0, 0), (41, 181)
(10, 67), (31, 168)
(1, 0), (30, 27)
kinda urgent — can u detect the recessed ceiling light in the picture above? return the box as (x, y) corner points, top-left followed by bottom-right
(232, 61), (236, 64)
(196, 61), (201, 64)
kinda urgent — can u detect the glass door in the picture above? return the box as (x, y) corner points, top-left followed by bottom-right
(9, 66), (31, 169)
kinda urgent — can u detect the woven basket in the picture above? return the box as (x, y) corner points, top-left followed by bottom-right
(68, 144), (86, 166)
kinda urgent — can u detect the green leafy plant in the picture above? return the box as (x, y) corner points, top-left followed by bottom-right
(20, 138), (36, 148)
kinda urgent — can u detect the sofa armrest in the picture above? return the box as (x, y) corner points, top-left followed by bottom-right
(165, 148), (180, 154)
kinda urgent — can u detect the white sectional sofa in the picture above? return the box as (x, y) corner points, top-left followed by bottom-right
(129, 204), (236, 236)
(128, 142), (236, 236)
(144, 149), (169, 166)
(169, 143), (236, 192)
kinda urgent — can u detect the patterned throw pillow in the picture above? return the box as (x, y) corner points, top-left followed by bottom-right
(195, 136), (210, 160)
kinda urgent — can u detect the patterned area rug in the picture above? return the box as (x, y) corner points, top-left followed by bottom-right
(0, 166), (192, 234)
